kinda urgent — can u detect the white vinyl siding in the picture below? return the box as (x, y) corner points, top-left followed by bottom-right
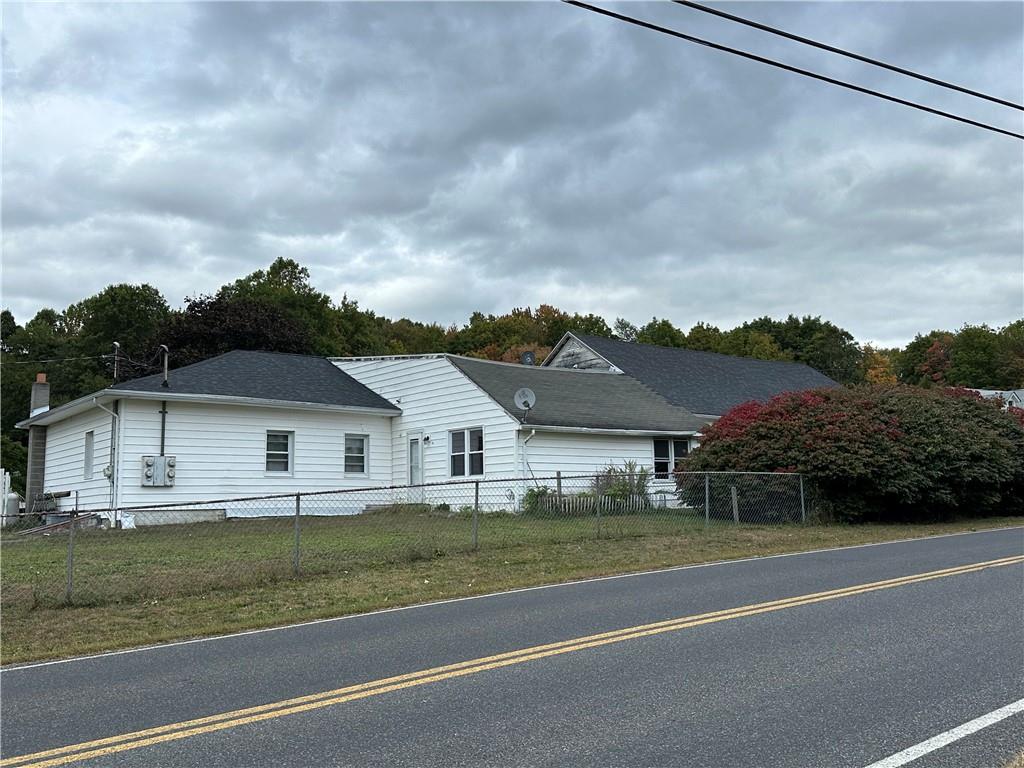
(523, 431), (655, 476)
(336, 357), (518, 485)
(344, 434), (368, 475)
(42, 407), (114, 511)
(521, 431), (678, 494)
(116, 399), (392, 507)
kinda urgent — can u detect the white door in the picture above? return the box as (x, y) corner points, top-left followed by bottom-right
(408, 435), (424, 503)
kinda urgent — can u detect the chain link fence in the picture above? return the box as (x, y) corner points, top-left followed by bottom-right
(1, 470), (806, 610)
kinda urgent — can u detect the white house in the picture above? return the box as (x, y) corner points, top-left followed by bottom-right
(16, 333), (837, 517)
(967, 389), (1024, 409)
(333, 353), (707, 505)
(16, 351), (400, 517)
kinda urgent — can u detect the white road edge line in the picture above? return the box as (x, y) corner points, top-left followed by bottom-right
(3, 525), (1021, 672)
(863, 698), (1024, 768)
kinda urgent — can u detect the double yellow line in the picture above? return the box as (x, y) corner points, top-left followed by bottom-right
(4, 554), (1022, 768)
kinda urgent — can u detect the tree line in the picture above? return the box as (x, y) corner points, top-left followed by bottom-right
(2, 257), (1022, 492)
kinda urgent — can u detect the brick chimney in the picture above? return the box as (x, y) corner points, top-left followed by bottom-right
(30, 373), (50, 416)
(25, 373), (50, 514)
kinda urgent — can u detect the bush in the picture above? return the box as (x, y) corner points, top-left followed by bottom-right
(522, 486), (553, 516)
(592, 461), (651, 504)
(683, 385), (1024, 523)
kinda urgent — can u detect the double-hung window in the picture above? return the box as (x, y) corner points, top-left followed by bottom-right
(653, 437), (690, 479)
(450, 428), (484, 477)
(266, 431), (293, 473)
(344, 434), (368, 475)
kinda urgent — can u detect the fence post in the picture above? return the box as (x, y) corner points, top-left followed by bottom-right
(293, 493), (301, 576)
(595, 493), (602, 538)
(730, 485), (739, 524)
(472, 481), (480, 550)
(65, 493), (78, 604)
(704, 473), (710, 527)
(799, 475), (806, 524)
(556, 471), (563, 506)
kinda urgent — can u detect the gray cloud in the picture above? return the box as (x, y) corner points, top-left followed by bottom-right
(2, 1), (1021, 348)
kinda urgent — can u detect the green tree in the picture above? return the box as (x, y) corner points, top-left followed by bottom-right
(896, 330), (952, 385)
(998, 320), (1024, 386)
(947, 325), (1007, 388)
(636, 317), (686, 347)
(716, 328), (792, 361)
(65, 284), (169, 364)
(743, 315), (862, 383)
(160, 294), (316, 367)
(683, 322), (722, 352)
(220, 258), (341, 355)
(1, 433), (27, 496)
(613, 318), (638, 342)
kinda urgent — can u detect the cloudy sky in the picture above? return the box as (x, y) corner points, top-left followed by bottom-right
(2, 1), (1022, 347)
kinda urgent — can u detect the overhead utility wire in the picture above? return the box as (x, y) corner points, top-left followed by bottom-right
(0, 354), (113, 366)
(673, 0), (1023, 111)
(563, 1), (1024, 141)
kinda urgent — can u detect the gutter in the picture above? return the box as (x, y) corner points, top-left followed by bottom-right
(17, 390), (401, 428)
(516, 424), (701, 437)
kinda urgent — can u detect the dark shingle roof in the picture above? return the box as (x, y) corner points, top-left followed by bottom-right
(112, 350), (398, 412)
(570, 334), (839, 416)
(449, 356), (706, 433)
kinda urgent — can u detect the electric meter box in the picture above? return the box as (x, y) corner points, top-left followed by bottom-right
(141, 455), (177, 487)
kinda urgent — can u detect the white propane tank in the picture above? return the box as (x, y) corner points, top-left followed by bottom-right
(4, 492), (21, 528)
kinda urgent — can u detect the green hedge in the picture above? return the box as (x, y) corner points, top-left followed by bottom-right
(683, 386), (1024, 522)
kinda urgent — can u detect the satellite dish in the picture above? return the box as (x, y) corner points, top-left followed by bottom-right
(514, 387), (537, 412)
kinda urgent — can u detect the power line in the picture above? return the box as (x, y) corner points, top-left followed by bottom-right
(563, 1), (1024, 141)
(0, 354), (112, 366)
(672, 0), (1024, 112)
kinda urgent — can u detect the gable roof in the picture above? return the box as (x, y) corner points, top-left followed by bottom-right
(448, 356), (705, 433)
(556, 333), (839, 416)
(111, 350), (398, 411)
(18, 351), (400, 428)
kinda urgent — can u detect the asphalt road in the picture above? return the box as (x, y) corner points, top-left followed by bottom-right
(2, 527), (1022, 767)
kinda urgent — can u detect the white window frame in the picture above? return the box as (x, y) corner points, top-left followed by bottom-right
(344, 433), (369, 476)
(84, 431), (95, 480)
(265, 431), (294, 475)
(653, 437), (690, 480)
(449, 427), (484, 478)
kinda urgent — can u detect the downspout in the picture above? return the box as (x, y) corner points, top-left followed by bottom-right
(94, 398), (119, 525)
(521, 428), (536, 478)
(519, 428), (537, 511)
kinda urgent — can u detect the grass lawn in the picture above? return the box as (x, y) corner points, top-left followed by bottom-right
(2, 510), (1020, 664)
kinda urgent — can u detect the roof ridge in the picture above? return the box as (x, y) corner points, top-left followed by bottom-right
(448, 354), (619, 374)
(575, 332), (820, 371)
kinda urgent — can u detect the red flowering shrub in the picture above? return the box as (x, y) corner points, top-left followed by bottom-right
(683, 385), (1024, 522)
